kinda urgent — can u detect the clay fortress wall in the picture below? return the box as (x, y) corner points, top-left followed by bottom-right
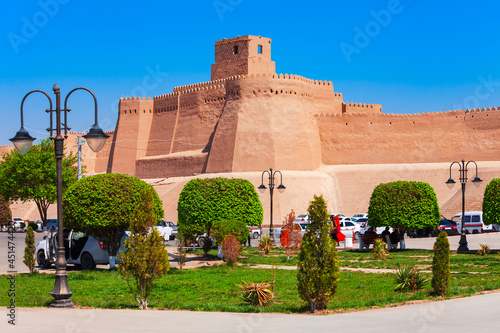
(104, 35), (500, 224)
(6, 35), (500, 225)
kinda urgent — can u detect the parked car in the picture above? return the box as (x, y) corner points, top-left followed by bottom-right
(275, 222), (310, 241)
(451, 211), (485, 234)
(248, 226), (262, 239)
(431, 219), (459, 236)
(156, 220), (177, 241)
(11, 217), (25, 230)
(353, 217), (368, 228)
(339, 220), (358, 238)
(36, 229), (127, 270)
(353, 213), (368, 219)
(44, 218), (58, 231)
(294, 214), (309, 223)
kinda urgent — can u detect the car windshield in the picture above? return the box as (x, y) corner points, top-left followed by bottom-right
(299, 223), (309, 230)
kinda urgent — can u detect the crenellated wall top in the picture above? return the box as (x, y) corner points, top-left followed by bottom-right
(314, 106), (500, 118)
(153, 73), (334, 101)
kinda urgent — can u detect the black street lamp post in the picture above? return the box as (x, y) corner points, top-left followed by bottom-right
(258, 168), (285, 241)
(446, 159), (482, 253)
(10, 84), (109, 308)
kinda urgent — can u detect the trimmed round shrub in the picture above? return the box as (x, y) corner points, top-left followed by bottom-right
(63, 174), (163, 257)
(0, 196), (12, 227)
(483, 178), (500, 226)
(177, 177), (263, 241)
(28, 222), (38, 231)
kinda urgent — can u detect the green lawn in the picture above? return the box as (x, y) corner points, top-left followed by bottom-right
(2, 247), (500, 312)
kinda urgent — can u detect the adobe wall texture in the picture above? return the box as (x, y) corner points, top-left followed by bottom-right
(317, 108), (500, 165)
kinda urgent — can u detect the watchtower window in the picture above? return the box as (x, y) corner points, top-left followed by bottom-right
(258, 45), (262, 54)
(233, 45), (238, 54)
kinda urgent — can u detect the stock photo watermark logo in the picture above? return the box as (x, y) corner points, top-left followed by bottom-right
(213, 0), (243, 21)
(452, 75), (500, 111)
(339, 0), (404, 63)
(7, 0), (71, 54)
(109, 64), (169, 114)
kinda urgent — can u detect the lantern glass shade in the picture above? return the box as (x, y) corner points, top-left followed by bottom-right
(277, 184), (286, 193)
(10, 127), (35, 155)
(258, 184), (266, 193)
(83, 124), (109, 152)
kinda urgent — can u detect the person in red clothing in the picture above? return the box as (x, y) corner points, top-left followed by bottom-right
(330, 215), (345, 245)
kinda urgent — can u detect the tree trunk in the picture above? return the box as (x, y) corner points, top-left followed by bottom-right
(109, 256), (116, 269)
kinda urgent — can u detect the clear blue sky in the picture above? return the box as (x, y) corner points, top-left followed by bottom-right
(2, 0), (500, 146)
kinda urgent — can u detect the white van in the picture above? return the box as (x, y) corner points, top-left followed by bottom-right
(451, 211), (487, 234)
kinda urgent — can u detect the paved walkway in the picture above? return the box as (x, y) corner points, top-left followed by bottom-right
(2, 291), (499, 332)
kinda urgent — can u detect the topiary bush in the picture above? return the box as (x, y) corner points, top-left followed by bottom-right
(63, 173), (163, 268)
(368, 181), (440, 249)
(483, 178), (500, 227)
(432, 231), (450, 296)
(177, 178), (263, 242)
(28, 222), (38, 232)
(297, 194), (340, 312)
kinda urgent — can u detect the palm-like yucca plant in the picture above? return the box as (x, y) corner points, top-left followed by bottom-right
(477, 243), (491, 256)
(371, 238), (388, 259)
(395, 265), (429, 292)
(238, 281), (274, 306)
(259, 235), (273, 255)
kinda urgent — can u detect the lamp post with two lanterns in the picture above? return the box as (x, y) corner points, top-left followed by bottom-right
(10, 84), (109, 308)
(258, 168), (285, 242)
(446, 159), (482, 253)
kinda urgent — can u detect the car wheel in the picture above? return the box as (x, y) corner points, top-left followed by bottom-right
(81, 252), (96, 270)
(197, 237), (205, 247)
(472, 230), (479, 234)
(253, 232), (259, 239)
(37, 251), (51, 269)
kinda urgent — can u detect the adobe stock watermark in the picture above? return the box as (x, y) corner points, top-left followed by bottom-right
(109, 64), (169, 113)
(213, 0), (243, 21)
(452, 74), (500, 110)
(339, 0), (405, 64)
(7, 0), (71, 54)
(408, 302), (445, 333)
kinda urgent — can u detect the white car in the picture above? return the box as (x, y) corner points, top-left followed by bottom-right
(155, 220), (176, 241)
(248, 226), (262, 239)
(36, 229), (127, 270)
(294, 214), (309, 223)
(353, 213), (368, 219)
(11, 217), (25, 230)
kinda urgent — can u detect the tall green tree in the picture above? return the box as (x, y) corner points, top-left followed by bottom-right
(0, 138), (78, 224)
(63, 173), (163, 268)
(297, 195), (340, 312)
(177, 177), (263, 243)
(0, 195), (12, 228)
(368, 181), (440, 249)
(483, 178), (500, 226)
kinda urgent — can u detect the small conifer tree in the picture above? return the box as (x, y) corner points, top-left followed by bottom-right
(431, 231), (450, 296)
(117, 189), (169, 309)
(297, 195), (340, 312)
(23, 226), (36, 273)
